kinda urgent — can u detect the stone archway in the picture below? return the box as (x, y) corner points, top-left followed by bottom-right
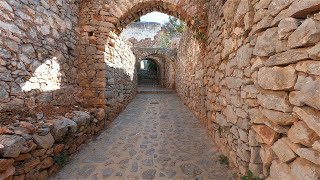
(136, 58), (162, 85)
(77, 1), (200, 109)
(133, 48), (177, 88)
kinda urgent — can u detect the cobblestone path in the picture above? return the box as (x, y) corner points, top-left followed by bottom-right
(51, 93), (235, 180)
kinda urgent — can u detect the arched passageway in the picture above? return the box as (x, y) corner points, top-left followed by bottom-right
(1, 0), (320, 179)
(137, 59), (161, 85)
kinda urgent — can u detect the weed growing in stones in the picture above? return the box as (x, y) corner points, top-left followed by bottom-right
(241, 170), (261, 180)
(218, 155), (229, 165)
(53, 151), (67, 167)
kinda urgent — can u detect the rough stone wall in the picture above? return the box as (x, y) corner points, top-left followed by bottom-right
(176, 0), (320, 178)
(0, 0), (79, 113)
(104, 33), (137, 121)
(0, 107), (106, 179)
(165, 60), (176, 89)
(133, 48), (177, 88)
(176, 27), (205, 119)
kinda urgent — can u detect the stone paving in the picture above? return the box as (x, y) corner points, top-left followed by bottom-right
(51, 93), (236, 180)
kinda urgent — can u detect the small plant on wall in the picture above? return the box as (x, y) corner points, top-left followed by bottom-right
(241, 170), (261, 180)
(192, 16), (208, 45)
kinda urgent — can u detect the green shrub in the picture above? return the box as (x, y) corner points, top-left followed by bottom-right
(241, 170), (261, 180)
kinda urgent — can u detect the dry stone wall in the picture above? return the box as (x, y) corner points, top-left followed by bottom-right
(176, 0), (320, 178)
(0, 107), (106, 179)
(104, 33), (137, 121)
(0, 0), (80, 113)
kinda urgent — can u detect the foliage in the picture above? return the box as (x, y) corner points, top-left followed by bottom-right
(241, 170), (261, 180)
(159, 31), (171, 48)
(218, 155), (229, 165)
(134, 17), (141, 22)
(53, 151), (67, 167)
(163, 16), (185, 33)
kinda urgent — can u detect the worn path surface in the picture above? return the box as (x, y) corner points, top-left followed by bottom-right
(51, 93), (235, 180)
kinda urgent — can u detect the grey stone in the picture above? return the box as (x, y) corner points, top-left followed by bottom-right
(0, 135), (26, 157)
(131, 162), (138, 172)
(278, 17), (299, 40)
(142, 159), (154, 166)
(72, 111), (91, 127)
(32, 133), (54, 149)
(0, 82), (9, 100)
(0, 48), (11, 59)
(253, 27), (278, 56)
(51, 117), (77, 141)
(180, 163), (203, 177)
(79, 165), (96, 177)
(142, 169), (156, 179)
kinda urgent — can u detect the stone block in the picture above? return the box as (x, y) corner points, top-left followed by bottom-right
(261, 108), (299, 125)
(271, 138), (297, 163)
(257, 66), (297, 90)
(264, 48), (309, 66)
(288, 121), (320, 147)
(288, 18), (320, 48)
(252, 125), (279, 145)
(257, 90), (293, 112)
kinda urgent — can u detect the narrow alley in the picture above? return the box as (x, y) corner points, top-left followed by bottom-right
(51, 89), (235, 179)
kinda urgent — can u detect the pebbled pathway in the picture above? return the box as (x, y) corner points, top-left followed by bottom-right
(51, 93), (235, 180)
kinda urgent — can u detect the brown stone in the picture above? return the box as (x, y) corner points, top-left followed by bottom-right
(260, 144), (276, 172)
(271, 138), (297, 163)
(313, 141), (320, 152)
(268, 0), (295, 16)
(38, 170), (48, 180)
(0, 127), (14, 135)
(53, 144), (65, 155)
(257, 90), (293, 112)
(15, 153), (32, 161)
(252, 125), (279, 145)
(289, 0), (320, 18)
(283, 137), (303, 154)
(40, 157), (54, 170)
(269, 160), (293, 180)
(290, 158), (320, 180)
(308, 42), (320, 60)
(19, 122), (36, 134)
(0, 159), (14, 171)
(288, 121), (320, 147)
(293, 106), (320, 137)
(95, 108), (105, 121)
(261, 108), (299, 125)
(288, 18), (320, 48)
(0, 165), (15, 180)
(296, 148), (320, 165)
(264, 48), (309, 66)
(257, 66), (297, 90)
(296, 60), (320, 76)
(24, 157), (40, 173)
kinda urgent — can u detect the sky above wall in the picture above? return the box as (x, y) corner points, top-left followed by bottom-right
(140, 12), (169, 24)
